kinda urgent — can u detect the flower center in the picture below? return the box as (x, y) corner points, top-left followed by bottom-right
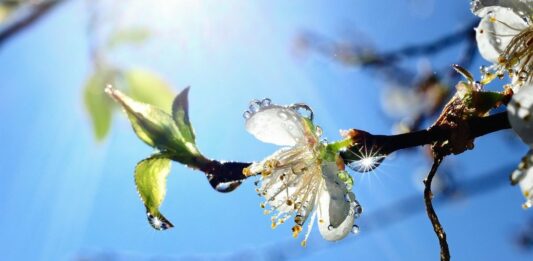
(500, 25), (533, 83)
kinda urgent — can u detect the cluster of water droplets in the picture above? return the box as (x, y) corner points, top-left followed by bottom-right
(243, 98), (272, 119)
(243, 98), (316, 122)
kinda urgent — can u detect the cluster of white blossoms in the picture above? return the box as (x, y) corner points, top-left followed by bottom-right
(241, 99), (362, 246)
(472, 0), (533, 208)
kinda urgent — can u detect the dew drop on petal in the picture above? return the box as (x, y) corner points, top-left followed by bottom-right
(261, 98), (272, 107)
(278, 111), (288, 120)
(354, 204), (363, 218)
(249, 100), (262, 113)
(470, 0), (480, 12)
(327, 225), (333, 231)
(289, 103), (314, 120)
(243, 110), (252, 119)
(351, 224), (360, 234)
(519, 70), (528, 81)
(315, 126), (323, 137)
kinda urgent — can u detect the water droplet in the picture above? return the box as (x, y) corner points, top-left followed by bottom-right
(347, 155), (386, 173)
(289, 103), (314, 120)
(327, 225), (334, 231)
(344, 193), (353, 203)
(495, 38), (502, 45)
(261, 98), (271, 107)
(480, 65), (488, 74)
(294, 214), (304, 225)
(147, 212), (173, 231)
(243, 110), (251, 119)
(351, 224), (360, 234)
(354, 204), (363, 218)
(278, 111), (288, 120)
(249, 100), (262, 113)
(470, 0), (480, 12)
(315, 126), (323, 137)
(519, 70), (528, 81)
(214, 181), (241, 192)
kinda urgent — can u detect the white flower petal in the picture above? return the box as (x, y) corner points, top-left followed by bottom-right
(519, 169), (533, 209)
(317, 162), (355, 241)
(246, 105), (308, 146)
(475, 6), (528, 62)
(508, 84), (533, 146)
(511, 150), (533, 209)
(472, 0), (533, 17)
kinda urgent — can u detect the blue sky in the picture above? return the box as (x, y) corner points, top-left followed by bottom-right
(0, 0), (532, 260)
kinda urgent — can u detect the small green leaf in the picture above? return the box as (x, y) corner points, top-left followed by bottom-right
(84, 72), (113, 140)
(172, 87), (195, 143)
(135, 154), (174, 230)
(106, 86), (201, 163)
(107, 28), (150, 49)
(124, 69), (175, 113)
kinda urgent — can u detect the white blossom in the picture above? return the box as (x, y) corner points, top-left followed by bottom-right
(472, 0), (533, 88)
(508, 83), (533, 209)
(242, 99), (362, 245)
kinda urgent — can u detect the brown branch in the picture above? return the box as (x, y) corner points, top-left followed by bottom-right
(340, 112), (511, 162)
(0, 0), (64, 46)
(424, 156), (449, 261)
(208, 112), (511, 189)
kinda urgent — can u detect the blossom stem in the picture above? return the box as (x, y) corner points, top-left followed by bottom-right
(424, 156), (449, 261)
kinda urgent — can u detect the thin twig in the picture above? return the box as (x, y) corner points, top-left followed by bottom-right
(0, 0), (64, 46)
(424, 156), (449, 261)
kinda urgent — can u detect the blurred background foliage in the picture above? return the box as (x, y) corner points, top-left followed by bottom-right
(0, 0), (532, 260)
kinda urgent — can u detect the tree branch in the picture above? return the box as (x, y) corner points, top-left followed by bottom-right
(340, 112), (511, 162)
(0, 0), (64, 46)
(209, 112), (511, 187)
(424, 156), (449, 261)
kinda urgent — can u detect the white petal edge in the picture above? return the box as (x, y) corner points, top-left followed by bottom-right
(475, 6), (528, 63)
(472, 0), (533, 17)
(245, 105), (307, 146)
(317, 162), (354, 241)
(519, 158), (533, 209)
(508, 84), (533, 146)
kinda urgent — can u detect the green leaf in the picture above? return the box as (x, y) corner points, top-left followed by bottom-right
(124, 69), (175, 113)
(107, 28), (150, 49)
(106, 85), (201, 163)
(84, 72), (113, 141)
(172, 87), (196, 143)
(135, 154), (174, 230)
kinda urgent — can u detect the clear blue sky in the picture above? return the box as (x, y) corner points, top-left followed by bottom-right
(0, 0), (532, 260)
